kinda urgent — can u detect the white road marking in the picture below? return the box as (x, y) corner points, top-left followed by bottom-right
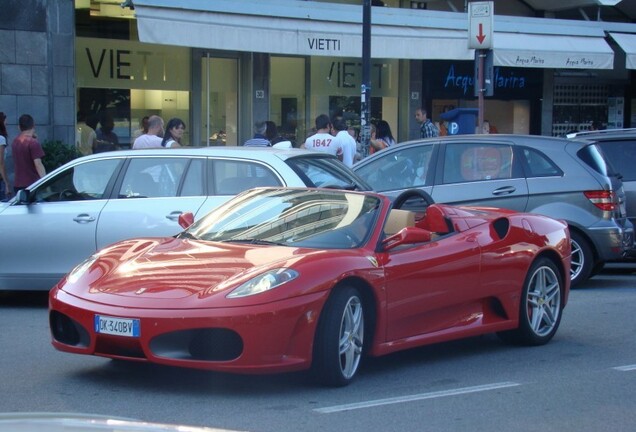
(613, 364), (636, 371)
(314, 381), (521, 414)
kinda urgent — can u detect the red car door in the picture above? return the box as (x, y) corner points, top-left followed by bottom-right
(382, 232), (481, 342)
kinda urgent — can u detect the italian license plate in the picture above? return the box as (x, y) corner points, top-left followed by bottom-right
(94, 315), (140, 337)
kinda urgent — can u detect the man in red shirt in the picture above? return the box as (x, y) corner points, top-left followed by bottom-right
(12, 114), (46, 192)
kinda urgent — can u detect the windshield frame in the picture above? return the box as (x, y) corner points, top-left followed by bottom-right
(180, 188), (383, 249)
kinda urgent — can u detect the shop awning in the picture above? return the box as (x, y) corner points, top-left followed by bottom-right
(133, 0), (473, 60)
(133, 0), (615, 68)
(493, 32), (614, 69)
(609, 32), (636, 69)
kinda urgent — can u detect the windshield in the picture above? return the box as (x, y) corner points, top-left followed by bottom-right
(181, 188), (381, 249)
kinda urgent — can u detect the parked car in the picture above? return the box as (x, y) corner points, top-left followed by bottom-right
(0, 147), (370, 291)
(353, 134), (633, 286)
(567, 128), (636, 256)
(50, 187), (570, 386)
(0, 413), (219, 432)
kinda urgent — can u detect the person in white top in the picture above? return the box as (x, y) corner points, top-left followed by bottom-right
(302, 114), (342, 160)
(0, 112), (11, 200)
(132, 115), (164, 149)
(76, 111), (97, 156)
(161, 118), (185, 148)
(332, 116), (357, 168)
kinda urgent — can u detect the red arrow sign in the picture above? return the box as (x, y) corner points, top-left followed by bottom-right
(476, 23), (486, 44)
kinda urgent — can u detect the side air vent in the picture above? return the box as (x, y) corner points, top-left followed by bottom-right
(492, 218), (510, 240)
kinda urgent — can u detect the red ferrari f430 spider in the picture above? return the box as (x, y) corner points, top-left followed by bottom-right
(50, 187), (571, 386)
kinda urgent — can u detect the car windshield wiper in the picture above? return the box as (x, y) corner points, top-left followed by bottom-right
(222, 238), (287, 246)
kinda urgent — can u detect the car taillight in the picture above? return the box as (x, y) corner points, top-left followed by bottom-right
(584, 190), (617, 212)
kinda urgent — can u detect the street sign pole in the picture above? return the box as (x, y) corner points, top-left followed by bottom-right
(468, 1), (494, 134)
(361, 0), (371, 157)
(478, 49), (485, 134)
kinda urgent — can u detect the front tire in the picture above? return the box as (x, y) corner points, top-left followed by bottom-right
(498, 258), (563, 346)
(312, 286), (365, 387)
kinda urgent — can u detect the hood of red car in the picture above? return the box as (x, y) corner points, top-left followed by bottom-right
(64, 237), (315, 304)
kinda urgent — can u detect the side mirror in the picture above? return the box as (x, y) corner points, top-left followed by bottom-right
(15, 189), (30, 204)
(178, 212), (195, 229)
(382, 227), (432, 251)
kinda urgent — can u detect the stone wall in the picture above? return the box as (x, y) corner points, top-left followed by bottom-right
(0, 0), (75, 146)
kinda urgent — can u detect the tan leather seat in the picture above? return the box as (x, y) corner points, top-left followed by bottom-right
(384, 209), (415, 235)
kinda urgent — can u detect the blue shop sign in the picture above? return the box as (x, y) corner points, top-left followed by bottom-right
(424, 61), (541, 99)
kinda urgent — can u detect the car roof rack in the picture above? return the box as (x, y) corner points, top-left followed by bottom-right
(566, 128), (636, 139)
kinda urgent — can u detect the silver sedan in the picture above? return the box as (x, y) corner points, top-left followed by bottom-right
(0, 147), (369, 291)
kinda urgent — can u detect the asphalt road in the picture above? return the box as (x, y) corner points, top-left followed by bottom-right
(1, 265), (635, 432)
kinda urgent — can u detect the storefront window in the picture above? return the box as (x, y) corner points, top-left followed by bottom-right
(76, 37), (191, 147)
(423, 60), (543, 135)
(201, 57), (238, 146)
(270, 57), (306, 146)
(309, 57), (399, 140)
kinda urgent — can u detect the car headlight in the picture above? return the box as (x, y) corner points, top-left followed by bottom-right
(67, 255), (98, 284)
(227, 268), (299, 298)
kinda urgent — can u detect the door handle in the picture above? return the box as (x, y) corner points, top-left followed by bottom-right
(73, 214), (96, 223)
(165, 211), (183, 221)
(492, 186), (516, 196)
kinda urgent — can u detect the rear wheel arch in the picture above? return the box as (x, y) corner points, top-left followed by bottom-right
(534, 250), (568, 305)
(498, 255), (565, 346)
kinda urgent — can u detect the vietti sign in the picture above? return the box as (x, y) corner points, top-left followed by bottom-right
(301, 34), (358, 57)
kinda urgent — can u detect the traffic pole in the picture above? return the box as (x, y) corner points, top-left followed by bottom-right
(361, 0), (371, 157)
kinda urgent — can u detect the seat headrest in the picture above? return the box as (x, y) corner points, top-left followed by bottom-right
(417, 204), (452, 234)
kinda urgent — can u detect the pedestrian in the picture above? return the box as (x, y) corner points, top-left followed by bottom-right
(265, 120), (285, 145)
(76, 111), (96, 156)
(132, 116), (150, 140)
(0, 112), (12, 200)
(132, 115), (164, 149)
(415, 108), (439, 138)
(482, 120), (498, 134)
(95, 112), (119, 152)
(369, 120), (396, 155)
(332, 116), (357, 168)
(161, 117), (185, 148)
(243, 121), (271, 147)
(590, 120), (604, 131)
(302, 114), (342, 159)
(11, 114), (46, 193)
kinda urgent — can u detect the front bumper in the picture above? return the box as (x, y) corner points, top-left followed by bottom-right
(49, 288), (329, 374)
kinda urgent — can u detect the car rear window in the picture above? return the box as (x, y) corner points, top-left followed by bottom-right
(595, 140), (636, 181)
(286, 156), (371, 190)
(576, 144), (617, 178)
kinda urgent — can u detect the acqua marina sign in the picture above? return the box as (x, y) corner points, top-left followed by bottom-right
(443, 64), (527, 95)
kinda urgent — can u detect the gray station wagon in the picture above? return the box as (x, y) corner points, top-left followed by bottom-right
(353, 134), (633, 286)
(0, 147), (370, 291)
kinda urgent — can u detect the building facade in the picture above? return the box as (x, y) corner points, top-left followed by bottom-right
(1, 0), (635, 154)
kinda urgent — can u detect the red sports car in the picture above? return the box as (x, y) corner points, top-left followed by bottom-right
(50, 187), (571, 386)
